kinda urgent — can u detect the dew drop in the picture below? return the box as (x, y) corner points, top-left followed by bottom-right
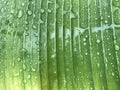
(83, 38), (86, 41)
(115, 45), (119, 50)
(108, 53), (111, 56)
(18, 10), (23, 18)
(20, 69), (22, 72)
(84, 43), (86, 45)
(39, 19), (44, 24)
(28, 10), (32, 15)
(48, 9), (52, 13)
(97, 63), (100, 67)
(40, 9), (44, 13)
(22, 48), (27, 52)
(25, 21), (28, 24)
(112, 72), (114, 76)
(23, 63), (26, 70)
(1, 71), (3, 73)
(85, 53), (88, 55)
(96, 39), (100, 43)
(10, 9), (15, 14)
(31, 68), (36, 72)
(28, 75), (31, 79)
(108, 15), (110, 18)
(32, 25), (36, 29)
(24, 80), (27, 83)
(22, 3), (25, 6)
(70, 12), (75, 18)
(17, 58), (21, 62)
(97, 52), (100, 55)
(105, 20), (108, 24)
(101, 16), (103, 20)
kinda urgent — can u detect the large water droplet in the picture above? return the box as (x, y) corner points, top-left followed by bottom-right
(23, 63), (26, 70)
(18, 10), (23, 18)
(115, 45), (119, 50)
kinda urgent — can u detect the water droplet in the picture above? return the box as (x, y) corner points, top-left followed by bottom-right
(17, 58), (21, 62)
(10, 9), (15, 14)
(28, 75), (31, 79)
(40, 9), (44, 13)
(71, 12), (75, 18)
(20, 69), (22, 72)
(25, 32), (29, 36)
(25, 26), (28, 30)
(39, 19), (44, 24)
(96, 39), (100, 43)
(28, 10), (32, 15)
(31, 68), (36, 72)
(24, 80), (27, 83)
(22, 3), (25, 6)
(22, 48), (27, 52)
(25, 21), (28, 24)
(97, 52), (100, 55)
(97, 63), (100, 67)
(115, 45), (119, 50)
(18, 10), (23, 18)
(83, 38), (86, 41)
(95, 18), (97, 20)
(32, 25), (36, 29)
(1, 70), (3, 74)
(33, 14), (35, 17)
(85, 53), (88, 55)
(108, 15), (110, 18)
(108, 53), (111, 56)
(112, 72), (114, 76)
(101, 16), (103, 20)
(105, 20), (108, 24)
(48, 9), (51, 13)
(23, 63), (26, 70)
(84, 43), (86, 45)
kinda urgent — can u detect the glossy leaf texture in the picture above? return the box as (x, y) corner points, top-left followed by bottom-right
(0, 0), (120, 90)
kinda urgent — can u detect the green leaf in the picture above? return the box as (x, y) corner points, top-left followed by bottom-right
(0, 0), (120, 90)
